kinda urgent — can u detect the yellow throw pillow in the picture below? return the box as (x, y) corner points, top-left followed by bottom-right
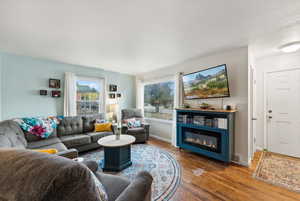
(94, 123), (112, 132)
(34, 149), (58, 154)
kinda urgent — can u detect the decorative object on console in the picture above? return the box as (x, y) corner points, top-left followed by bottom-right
(39, 90), (48, 96)
(223, 105), (232, 110)
(200, 102), (211, 109)
(51, 90), (61, 98)
(109, 93), (116, 99)
(109, 84), (117, 92)
(49, 78), (61, 88)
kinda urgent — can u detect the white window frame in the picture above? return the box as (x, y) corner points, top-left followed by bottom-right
(75, 76), (106, 115)
(142, 77), (175, 123)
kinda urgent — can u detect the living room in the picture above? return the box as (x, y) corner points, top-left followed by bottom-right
(1, 1), (300, 201)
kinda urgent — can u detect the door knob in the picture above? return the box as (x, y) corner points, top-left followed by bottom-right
(268, 110), (272, 113)
(268, 116), (272, 119)
(252, 118), (257, 120)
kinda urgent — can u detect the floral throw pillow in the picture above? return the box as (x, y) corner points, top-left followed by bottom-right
(14, 117), (60, 138)
(124, 118), (142, 128)
(88, 169), (108, 201)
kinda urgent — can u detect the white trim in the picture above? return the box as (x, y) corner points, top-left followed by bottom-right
(150, 134), (172, 143)
(231, 159), (250, 167)
(141, 75), (175, 85)
(145, 118), (173, 124)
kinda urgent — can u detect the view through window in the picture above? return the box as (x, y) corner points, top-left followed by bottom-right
(144, 81), (174, 120)
(76, 78), (102, 115)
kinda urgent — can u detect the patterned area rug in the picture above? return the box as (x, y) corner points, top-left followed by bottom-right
(253, 151), (300, 192)
(81, 144), (181, 201)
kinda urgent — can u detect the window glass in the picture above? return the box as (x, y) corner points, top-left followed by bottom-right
(144, 81), (174, 120)
(76, 79), (101, 115)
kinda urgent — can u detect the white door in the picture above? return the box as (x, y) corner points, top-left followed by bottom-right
(266, 69), (300, 157)
(251, 66), (257, 155)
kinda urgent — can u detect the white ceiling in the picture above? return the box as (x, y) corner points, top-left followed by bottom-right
(0, 0), (300, 74)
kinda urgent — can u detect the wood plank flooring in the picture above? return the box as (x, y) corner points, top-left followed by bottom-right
(148, 137), (300, 201)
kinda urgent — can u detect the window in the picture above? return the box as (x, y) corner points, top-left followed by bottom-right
(144, 81), (175, 120)
(76, 77), (103, 115)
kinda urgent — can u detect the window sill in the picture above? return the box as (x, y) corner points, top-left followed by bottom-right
(144, 118), (174, 124)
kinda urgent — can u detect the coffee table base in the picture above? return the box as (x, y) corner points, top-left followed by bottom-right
(100, 145), (132, 172)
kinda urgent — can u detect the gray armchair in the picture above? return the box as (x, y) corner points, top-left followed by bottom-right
(121, 109), (150, 143)
(0, 149), (153, 201)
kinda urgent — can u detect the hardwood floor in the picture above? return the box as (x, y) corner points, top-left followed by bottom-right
(148, 137), (300, 201)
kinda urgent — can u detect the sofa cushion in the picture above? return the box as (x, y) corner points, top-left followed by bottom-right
(26, 137), (62, 149)
(57, 117), (83, 136)
(128, 127), (145, 134)
(87, 132), (113, 142)
(60, 134), (91, 148)
(0, 120), (27, 148)
(24, 129), (57, 142)
(82, 114), (106, 133)
(0, 149), (103, 201)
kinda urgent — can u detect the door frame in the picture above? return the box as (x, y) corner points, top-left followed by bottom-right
(263, 67), (300, 150)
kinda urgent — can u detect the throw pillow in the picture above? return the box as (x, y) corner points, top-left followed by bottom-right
(88, 169), (108, 201)
(94, 123), (112, 132)
(33, 149), (58, 154)
(125, 118), (142, 128)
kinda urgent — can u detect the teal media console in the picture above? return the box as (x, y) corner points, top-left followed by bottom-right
(176, 108), (236, 163)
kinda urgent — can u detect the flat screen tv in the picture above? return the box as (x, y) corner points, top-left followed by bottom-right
(183, 64), (230, 99)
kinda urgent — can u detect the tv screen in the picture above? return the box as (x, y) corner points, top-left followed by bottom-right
(183, 64), (230, 99)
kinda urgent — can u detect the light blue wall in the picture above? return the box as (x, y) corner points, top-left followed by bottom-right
(0, 52), (136, 120)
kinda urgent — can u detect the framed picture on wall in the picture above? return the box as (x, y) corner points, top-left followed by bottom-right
(109, 84), (117, 92)
(51, 90), (61, 98)
(49, 79), (61, 89)
(117, 93), (122, 98)
(109, 93), (116, 99)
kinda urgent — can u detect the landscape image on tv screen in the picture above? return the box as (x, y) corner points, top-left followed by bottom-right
(183, 64), (230, 99)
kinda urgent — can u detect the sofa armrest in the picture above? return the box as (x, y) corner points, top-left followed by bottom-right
(115, 171), (153, 201)
(142, 123), (150, 140)
(82, 160), (98, 173)
(56, 148), (78, 159)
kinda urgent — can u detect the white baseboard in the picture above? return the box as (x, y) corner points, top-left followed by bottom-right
(149, 134), (172, 143)
(231, 159), (250, 167)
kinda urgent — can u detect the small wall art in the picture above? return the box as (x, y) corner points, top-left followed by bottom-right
(40, 90), (48, 96)
(109, 93), (116, 99)
(117, 93), (122, 98)
(109, 84), (117, 92)
(49, 79), (61, 89)
(51, 90), (61, 98)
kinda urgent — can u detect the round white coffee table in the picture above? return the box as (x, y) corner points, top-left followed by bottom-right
(98, 135), (136, 171)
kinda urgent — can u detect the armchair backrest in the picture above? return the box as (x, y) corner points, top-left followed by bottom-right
(121, 109), (143, 122)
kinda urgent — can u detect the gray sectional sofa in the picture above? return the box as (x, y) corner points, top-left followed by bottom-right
(0, 113), (115, 158)
(0, 149), (153, 201)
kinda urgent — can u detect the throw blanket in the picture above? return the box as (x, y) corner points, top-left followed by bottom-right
(14, 117), (61, 138)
